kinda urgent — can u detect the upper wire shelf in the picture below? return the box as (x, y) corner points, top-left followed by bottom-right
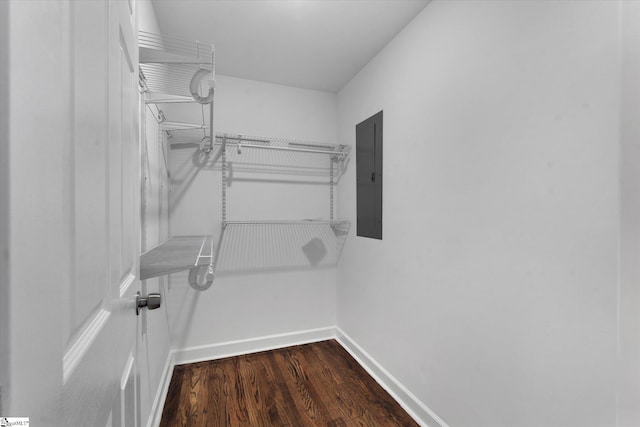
(216, 133), (351, 161)
(139, 30), (215, 100)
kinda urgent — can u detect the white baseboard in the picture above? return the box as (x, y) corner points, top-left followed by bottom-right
(335, 327), (448, 427)
(146, 351), (175, 427)
(147, 326), (446, 427)
(172, 326), (336, 365)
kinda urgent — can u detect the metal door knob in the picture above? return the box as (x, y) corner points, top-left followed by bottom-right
(136, 291), (161, 315)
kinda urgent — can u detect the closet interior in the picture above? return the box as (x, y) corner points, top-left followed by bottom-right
(138, 31), (352, 289)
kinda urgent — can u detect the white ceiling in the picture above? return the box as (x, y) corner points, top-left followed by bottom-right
(151, 0), (430, 93)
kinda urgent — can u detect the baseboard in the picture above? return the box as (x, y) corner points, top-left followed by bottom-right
(172, 326), (336, 366)
(146, 351), (175, 427)
(335, 327), (449, 427)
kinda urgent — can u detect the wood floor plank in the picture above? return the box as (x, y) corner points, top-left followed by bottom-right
(236, 354), (275, 426)
(295, 343), (359, 423)
(275, 346), (330, 425)
(228, 357), (252, 426)
(207, 361), (229, 426)
(160, 340), (420, 427)
(310, 341), (376, 420)
(246, 354), (283, 425)
(291, 345), (348, 425)
(159, 365), (184, 427)
(265, 347), (311, 426)
(315, 341), (418, 426)
(187, 362), (209, 427)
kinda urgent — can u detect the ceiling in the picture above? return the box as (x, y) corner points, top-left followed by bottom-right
(151, 0), (430, 93)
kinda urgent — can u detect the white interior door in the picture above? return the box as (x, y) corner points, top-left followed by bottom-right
(62, 0), (144, 425)
(1, 0), (148, 424)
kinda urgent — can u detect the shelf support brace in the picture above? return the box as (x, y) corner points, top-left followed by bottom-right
(222, 135), (227, 227)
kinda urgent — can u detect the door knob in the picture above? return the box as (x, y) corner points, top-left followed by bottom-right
(136, 291), (161, 315)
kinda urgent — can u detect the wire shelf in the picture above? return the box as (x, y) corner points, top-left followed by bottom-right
(224, 220), (350, 226)
(138, 32), (218, 286)
(139, 30), (215, 100)
(137, 30), (356, 281)
(215, 221), (350, 274)
(217, 134), (351, 161)
(140, 235), (214, 280)
(216, 133), (350, 180)
(219, 133), (351, 230)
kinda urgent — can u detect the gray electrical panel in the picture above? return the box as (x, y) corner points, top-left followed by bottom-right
(356, 111), (383, 239)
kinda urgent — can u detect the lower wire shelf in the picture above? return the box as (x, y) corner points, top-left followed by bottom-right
(139, 220), (350, 281)
(215, 220), (350, 274)
(140, 235), (214, 280)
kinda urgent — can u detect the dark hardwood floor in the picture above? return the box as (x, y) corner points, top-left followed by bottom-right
(159, 339), (420, 426)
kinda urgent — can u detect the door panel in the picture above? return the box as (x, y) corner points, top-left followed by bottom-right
(120, 353), (137, 427)
(108, 1), (142, 427)
(119, 27), (136, 280)
(69, 0), (109, 343)
(63, 0), (142, 426)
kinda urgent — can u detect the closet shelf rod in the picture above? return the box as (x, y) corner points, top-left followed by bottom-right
(161, 121), (206, 129)
(224, 220), (350, 225)
(214, 141), (347, 157)
(145, 97), (194, 104)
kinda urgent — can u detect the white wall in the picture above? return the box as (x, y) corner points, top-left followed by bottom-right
(618, 1), (640, 426)
(166, 75), (339, 350)
(0, 0), (9, 416)
(2, 1), (69, 422)
(337, 1), (620, 426)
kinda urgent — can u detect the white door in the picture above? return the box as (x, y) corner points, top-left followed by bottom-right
(63, 0), (145, 425)
(1, 1), (152, 425)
